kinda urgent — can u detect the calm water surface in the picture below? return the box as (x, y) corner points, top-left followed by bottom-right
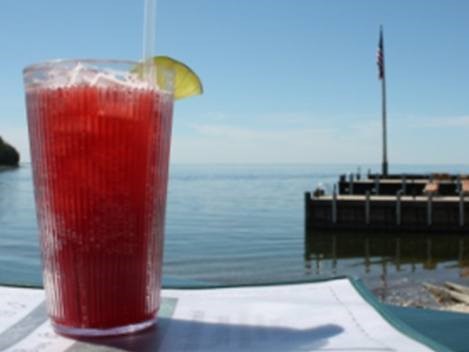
(1, 163), (469, 305)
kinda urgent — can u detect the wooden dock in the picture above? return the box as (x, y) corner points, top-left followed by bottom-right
(306, 173), (469, 233)
(338, 173), (467, 196)
(338, 178), (459, 196)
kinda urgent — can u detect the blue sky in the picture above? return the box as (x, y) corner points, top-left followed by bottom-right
(1, 0), (468, 165)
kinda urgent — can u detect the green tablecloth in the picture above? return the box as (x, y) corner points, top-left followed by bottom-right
(349, 278), (468, 352)
(387, 305), (469, 352)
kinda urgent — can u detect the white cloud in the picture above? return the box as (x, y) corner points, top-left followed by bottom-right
(403, 115), (469, 128)
(190, 123), (335, 139)
(423, 115), (469, 128)
(171, 121), (381, 164)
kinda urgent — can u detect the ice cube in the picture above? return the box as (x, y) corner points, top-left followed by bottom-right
(91, 70), (151, 89)
(68, 63), (99, 86)
(27, 61), (155, 90)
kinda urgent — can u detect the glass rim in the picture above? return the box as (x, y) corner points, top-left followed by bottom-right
(23, 59), (140, 75)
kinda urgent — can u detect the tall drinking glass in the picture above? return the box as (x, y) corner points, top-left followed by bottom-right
(23, 60), (174, 337)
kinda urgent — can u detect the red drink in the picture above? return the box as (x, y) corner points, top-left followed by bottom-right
(24, 60), (174, 336)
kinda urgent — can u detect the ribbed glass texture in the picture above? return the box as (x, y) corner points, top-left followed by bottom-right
(23, 60), (174, 336)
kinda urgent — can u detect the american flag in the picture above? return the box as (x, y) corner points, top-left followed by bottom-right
(377, 28), (385, 80)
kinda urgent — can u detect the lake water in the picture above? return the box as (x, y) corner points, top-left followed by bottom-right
(1, 163), (469, 306)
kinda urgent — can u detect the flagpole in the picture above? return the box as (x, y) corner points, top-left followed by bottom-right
(379, 26), (389, 176)
(382, 59), (388, 176)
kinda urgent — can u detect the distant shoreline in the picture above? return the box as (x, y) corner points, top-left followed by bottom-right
(0, 165), (19, 171)
(8, 162), (469, 167)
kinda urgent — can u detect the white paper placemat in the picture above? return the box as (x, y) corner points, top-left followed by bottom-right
(0, 279), (435, 352)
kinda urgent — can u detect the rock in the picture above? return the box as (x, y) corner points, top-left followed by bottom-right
(423, 281), (469, 313)
(0, 136), (20, 167)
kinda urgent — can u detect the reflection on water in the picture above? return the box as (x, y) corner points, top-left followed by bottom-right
(304, 231), (469, 305)
(305, 232), (469, 273)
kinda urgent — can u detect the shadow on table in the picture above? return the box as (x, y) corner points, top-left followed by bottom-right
(69, 318), (343, 352)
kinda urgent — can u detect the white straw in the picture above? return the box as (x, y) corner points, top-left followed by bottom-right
(143, 0), (157, 86)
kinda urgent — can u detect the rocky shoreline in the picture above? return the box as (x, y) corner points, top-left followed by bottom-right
(422, 281), (469, 313)
(0, 136), (20, 167)
(381, 281), (469, 313)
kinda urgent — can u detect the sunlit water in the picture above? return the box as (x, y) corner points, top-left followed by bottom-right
(1, 163), (469, 306)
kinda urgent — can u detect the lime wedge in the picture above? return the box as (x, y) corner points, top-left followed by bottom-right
(135, 56), (203, 100)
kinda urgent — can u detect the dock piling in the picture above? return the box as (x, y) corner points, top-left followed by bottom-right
(332, 185), (337, 224)
(460, 191), (465, 227)
(374, 176), (380, 195)
(402, 174), (407, 194)
(349, 173), (354, 195)
(427, 193), (433, 227)
(457, 175), (462, 193)
(396, 190), (402, 226)
(304, 192), (313, 235)
(365, 191), (371, 225)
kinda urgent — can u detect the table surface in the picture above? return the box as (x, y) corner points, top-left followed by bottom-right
(1, 278), (462, 352)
